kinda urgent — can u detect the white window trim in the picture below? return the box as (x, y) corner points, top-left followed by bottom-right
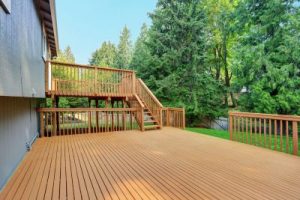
(0, 0), (11, 14)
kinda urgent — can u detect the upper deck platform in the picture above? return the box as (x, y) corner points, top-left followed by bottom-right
(45, 61), (136, 98)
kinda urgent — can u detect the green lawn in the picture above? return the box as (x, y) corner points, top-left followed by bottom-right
(186, 127), (300, 156)
(186, 127), (230, 140)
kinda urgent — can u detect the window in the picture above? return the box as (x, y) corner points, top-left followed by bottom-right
(0, 0), (11, 14)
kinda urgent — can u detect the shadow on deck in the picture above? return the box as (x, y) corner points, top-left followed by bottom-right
(1, 127), (300, 200)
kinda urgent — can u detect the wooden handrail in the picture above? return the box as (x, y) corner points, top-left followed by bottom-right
(137, 78), (163, 108)
(38, 108), (137, 112)
(229, 112), (300, 122)
(48, 60), (136, 73)
(229, 111), (299, 156)
(134, 94), (145, 108)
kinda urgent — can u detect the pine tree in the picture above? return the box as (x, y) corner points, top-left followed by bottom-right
(130, 23), (151, 72)
(144, 0), (225, 124)
(116, 26), (133, 69)
(233, 0), (300, 114)
(89, 41), (117, 67)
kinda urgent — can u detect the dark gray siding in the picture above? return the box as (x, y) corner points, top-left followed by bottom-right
(0, 96), (39, 190)
(0, 0), (45, 98)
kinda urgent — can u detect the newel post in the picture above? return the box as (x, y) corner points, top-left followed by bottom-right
(141, 107), (144, 131)
(229, 114), (233, 140)
(292, 121), (298, 155)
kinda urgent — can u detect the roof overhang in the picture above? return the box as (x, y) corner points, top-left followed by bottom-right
(36, 0), (59, 57)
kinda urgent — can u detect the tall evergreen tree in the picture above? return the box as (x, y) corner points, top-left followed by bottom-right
(116, 26), (133, 69)
(130, 23), (151, 72)
(144, 0), (225, 124)
(233, 0), (300, 114)
(89, 41), (117, 67)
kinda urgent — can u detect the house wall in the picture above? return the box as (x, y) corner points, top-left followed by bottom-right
(0, 0), (47, 190)
(0, 0), (45, 98)
(0, 96), (40, 190)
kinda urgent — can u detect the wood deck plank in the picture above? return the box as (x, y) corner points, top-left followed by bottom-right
(1, 128), (300, 200)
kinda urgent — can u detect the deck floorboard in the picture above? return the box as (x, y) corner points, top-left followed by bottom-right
(1, 127), (300, 200)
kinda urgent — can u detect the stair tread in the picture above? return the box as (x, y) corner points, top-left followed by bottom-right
(144, 125), (160, 129)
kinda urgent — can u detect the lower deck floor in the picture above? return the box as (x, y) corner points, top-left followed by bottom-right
(1, 128), (300, 200)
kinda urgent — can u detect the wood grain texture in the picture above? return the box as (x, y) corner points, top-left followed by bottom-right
(1, 127), (300, 200)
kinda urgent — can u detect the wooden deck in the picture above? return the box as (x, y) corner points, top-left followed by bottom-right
(1, 128), (300, 200)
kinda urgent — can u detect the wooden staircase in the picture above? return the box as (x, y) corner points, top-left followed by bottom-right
(143, 105), (160, 131)
(41, 61), (185, 136)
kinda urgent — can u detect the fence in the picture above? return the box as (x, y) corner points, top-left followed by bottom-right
(229, 112), (299, 155)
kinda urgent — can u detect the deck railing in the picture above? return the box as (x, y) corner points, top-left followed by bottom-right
(38, 108), (140, 137)
(162, 107), (185, 129)
(229, 112), (300, 156)
(46, 61), (135, 97)
(136, 78), (163, 127)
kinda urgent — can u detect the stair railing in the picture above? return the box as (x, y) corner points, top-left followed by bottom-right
(135, 78), (163, 127)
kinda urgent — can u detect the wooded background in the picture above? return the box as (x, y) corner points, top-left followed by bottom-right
(49, 0), (300, 126)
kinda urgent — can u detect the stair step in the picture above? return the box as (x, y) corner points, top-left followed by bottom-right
(144, 125), (160, 130)
(144, 120), (156, 123)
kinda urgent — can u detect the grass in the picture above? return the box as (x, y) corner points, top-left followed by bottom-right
(186, 127), (230, 140)
(186, 127), (300, 156)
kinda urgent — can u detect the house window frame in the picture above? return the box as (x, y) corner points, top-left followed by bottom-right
(0, 0), (11, 14)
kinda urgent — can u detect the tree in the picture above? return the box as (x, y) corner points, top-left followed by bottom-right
(202, 0), (239, 107)
(130, 23), (151, 73)
(115, 26), (133, 69)
(89, 41), (117, 67)
(233, 0), (300, 114)
(53, 46), (75, 63)
(143, 0), (225, 124)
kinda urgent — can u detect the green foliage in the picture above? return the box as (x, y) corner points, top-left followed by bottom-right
(130, 23), (151, 72)
(133, 0), (226, 124)
(115, 26), (133, 69)
(233, 0), (300, 114)
(89, 41), (117, 67)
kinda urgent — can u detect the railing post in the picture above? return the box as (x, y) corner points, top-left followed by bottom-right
(292, 121), (298, 155)
(166, 108), (170, 127)
(94, 66), (97, 95)
(88, 110), (92, 133)
(132, 72), (136, 94)
(229, 114), (233, 140)
(159, 108), (163, 129)
(45, 61), (49, 93)
(40, 111), (44, 137)
(182, 108), (185, 129)
(141, 107), (144, 131)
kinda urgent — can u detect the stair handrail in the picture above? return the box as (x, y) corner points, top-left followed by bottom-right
(134, 94), (145, 108)
(133, 94), (145, 131)
(136, 78), (163, 127)
(136, 78), (163, 108)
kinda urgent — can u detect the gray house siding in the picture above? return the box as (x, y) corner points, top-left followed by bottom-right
(0, 96), (39, 190)
(0, 0), (45, 98)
